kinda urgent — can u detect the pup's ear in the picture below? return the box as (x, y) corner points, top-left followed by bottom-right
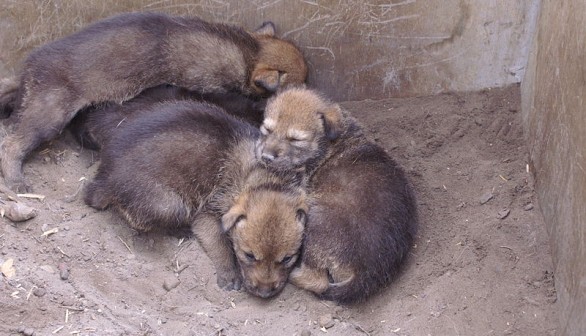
(221, 199), (247, 233)
(254, 21), (276, 37)
(319, 103), (343, 141)
(252, 66), (280, 94)
(296, 209), (307, 226)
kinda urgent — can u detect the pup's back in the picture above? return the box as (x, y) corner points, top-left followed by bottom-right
(69, 85), (264, 150)
(84, 99), (258, 231)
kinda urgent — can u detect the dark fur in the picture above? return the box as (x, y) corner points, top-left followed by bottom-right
(257, 87), (418, 304)
(0, 11), (307, 192)
(84, 99), (307, 298)
(68, 84), (265, 150)
(0, 77), (20, 119)
(300, 131), (417, 303)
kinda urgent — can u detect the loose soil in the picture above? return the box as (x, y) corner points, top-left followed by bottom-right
(0, 84), (558, 335)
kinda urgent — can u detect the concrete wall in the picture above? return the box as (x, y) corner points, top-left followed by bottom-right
(0, 0), (538, 100)
(521, 1), (586, 335)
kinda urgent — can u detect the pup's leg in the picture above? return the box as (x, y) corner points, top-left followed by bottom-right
(1, 93), (87, 192)
(192, 212), (242, 291)
(84, 178), (112, 210)
(289, 263), (329, 294)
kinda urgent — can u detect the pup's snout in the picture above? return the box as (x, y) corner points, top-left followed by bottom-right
(254, 282), (282, 299)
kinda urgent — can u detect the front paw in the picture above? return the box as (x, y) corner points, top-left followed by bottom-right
(216, 268), (242, 291)
(5, 178), (30, 194)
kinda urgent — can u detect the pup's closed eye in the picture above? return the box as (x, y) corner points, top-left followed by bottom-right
(245, 252), (257, 262)
(281, 254), (297, 266)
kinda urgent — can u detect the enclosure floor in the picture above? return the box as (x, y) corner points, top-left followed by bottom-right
(0, 84), (557, 335)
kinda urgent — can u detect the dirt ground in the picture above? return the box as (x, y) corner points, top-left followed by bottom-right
(0, 84), (558, 336)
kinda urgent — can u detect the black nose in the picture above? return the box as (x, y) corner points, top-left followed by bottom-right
(255, 283), (281, 299)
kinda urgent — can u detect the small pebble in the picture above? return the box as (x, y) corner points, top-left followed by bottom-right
(58, 263), (70, 280)
(163, 277), (180, 291)
(33, 288), (46, 297)
(524, 203), (534, 211)
(61, 298), (75, 306)
(300, 330), (311, 336)
(480, 192), (494, 205)
(318, 313), (335, 329)
(497, 209), (511, 220)
(23, 327), (35, 336)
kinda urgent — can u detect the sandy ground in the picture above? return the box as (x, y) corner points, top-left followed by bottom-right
(0, 84), (558, 335)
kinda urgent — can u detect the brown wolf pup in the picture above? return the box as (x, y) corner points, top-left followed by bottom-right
(84, 99), (307, 298)
(255, 87), (418, 304)
(0, 11), (307, 192)
(68, 84), (265, 150)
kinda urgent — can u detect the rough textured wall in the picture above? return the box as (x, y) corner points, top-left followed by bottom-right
(521, 1), (586, 335)
(0, 0), (538, 100)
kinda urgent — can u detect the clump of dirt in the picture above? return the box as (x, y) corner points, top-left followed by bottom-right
(0, 84), (557, 335)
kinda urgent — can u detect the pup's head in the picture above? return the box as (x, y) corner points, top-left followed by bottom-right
(221, 187), (307, 299)
(255, 87), (344, 171)
(250, 22), (308, 96)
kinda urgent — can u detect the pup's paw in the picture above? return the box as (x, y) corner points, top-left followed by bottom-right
(216, 269), (242, 291)
(6, 178), (30, 194)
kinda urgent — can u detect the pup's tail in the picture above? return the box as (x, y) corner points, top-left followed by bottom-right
(317, 275), (374, 304)
(0, 76), (20, 119)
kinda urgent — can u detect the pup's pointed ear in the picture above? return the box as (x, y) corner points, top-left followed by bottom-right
(252, 66), (280, 94)
(221, 207), (246, 233)
(319, 103), (343, 141)
(296, 209), (308, 226)
(221, 198), (247, 233)
(254, 21), (276, 37)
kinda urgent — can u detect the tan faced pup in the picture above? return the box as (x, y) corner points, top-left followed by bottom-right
(0, 11), (307, 192)
(256, 87), (418, 304)
(221, 186), (307, 298)
(84, 99), (307, 297)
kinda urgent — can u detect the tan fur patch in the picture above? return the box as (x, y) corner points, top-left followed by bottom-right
(289, 264), (330, 294)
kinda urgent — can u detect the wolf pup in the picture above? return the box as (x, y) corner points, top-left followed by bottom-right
(85, 99), (307, 298)
(0, 11), (307, 192)
(255, 87), (418, 304)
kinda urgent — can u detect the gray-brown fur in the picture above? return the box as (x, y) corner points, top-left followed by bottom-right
(0, 77), (20, 119)
(256, 87), (418, 304)
(68, 84), (265, 150)
(0, 11), (307, 192)
(84, 99), (307, 297)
